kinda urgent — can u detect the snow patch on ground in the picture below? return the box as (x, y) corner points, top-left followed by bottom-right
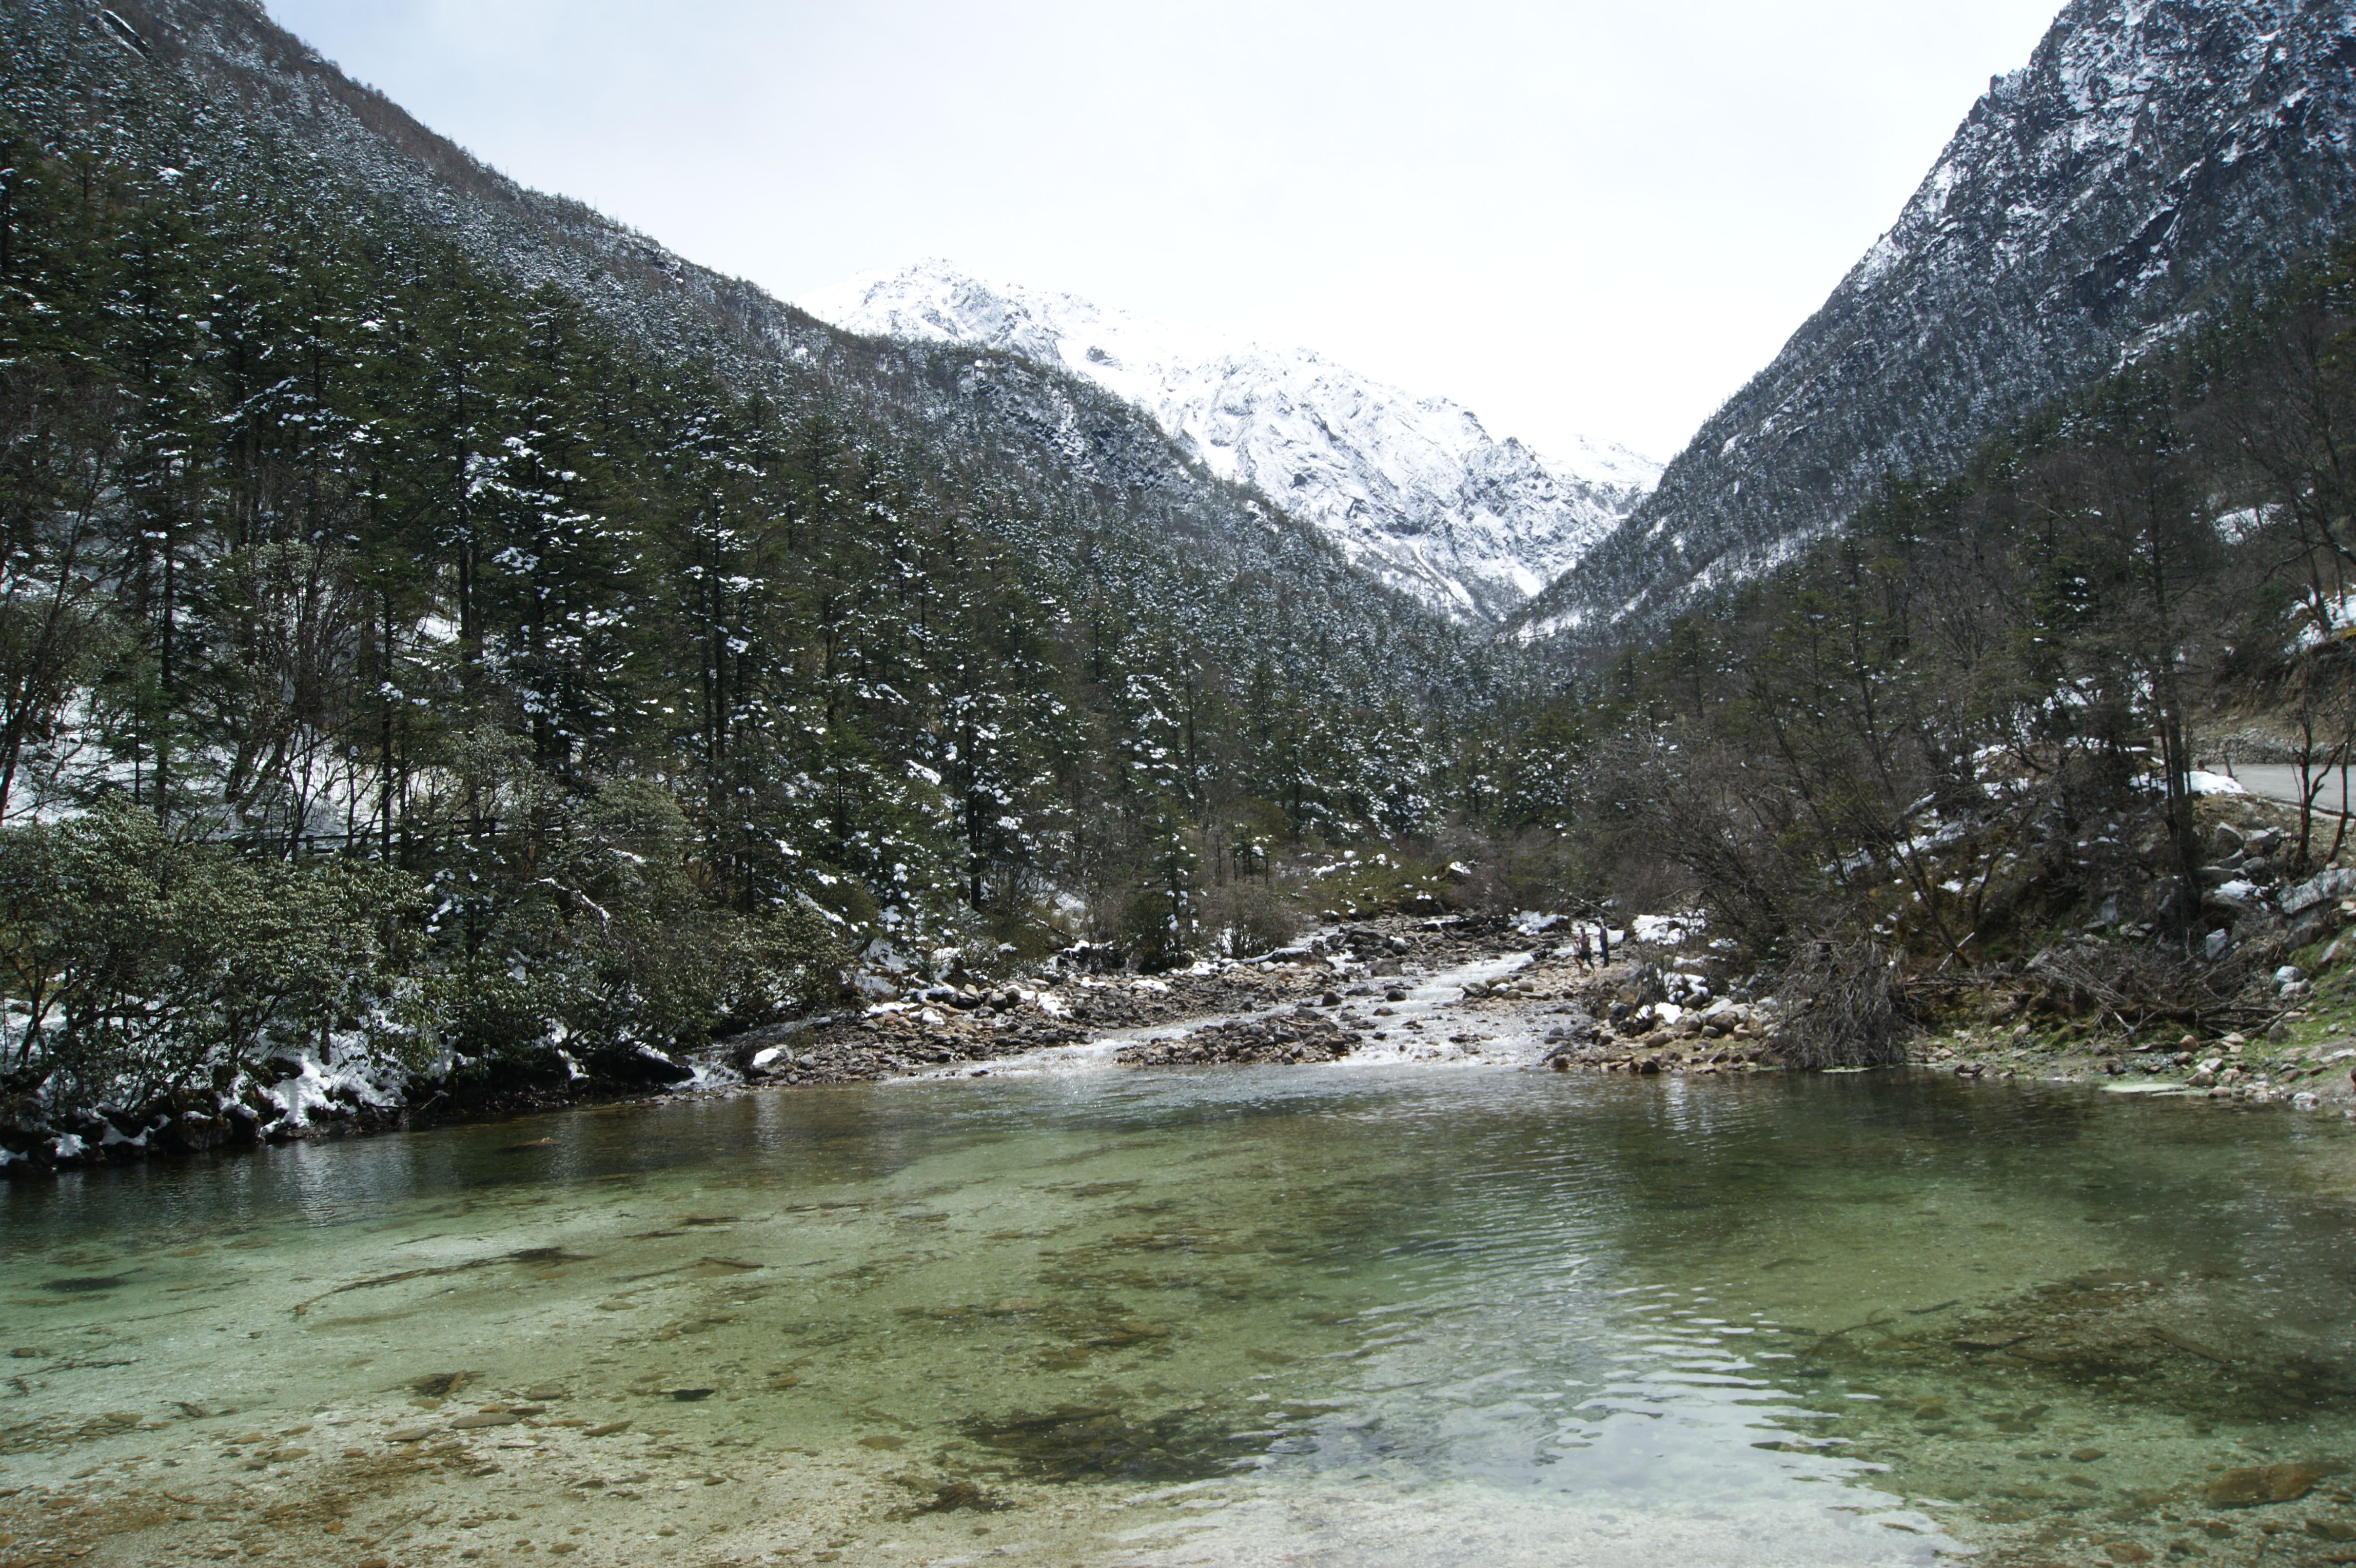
(258, 1038), (410, 1129)
(1633, 913), (1705, 946)
(2292, 587), (2356, 650)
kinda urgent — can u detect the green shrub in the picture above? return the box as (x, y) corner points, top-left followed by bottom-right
(1201, 879), (1304, 958)
(0, 802), (422, 1112)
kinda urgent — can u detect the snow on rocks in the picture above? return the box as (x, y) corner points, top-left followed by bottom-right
(257, 1043), (409, 1131)
(1631, 913), (1703, 947)
(2283, 867), (2356, 916)
(3, 1062), (387, 1177)
(1539, 986), (1780, 1077)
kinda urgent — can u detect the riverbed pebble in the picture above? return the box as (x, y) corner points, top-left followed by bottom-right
(1118, 1016), (1361, 1066)
(2208, 1462), (2327, 1507)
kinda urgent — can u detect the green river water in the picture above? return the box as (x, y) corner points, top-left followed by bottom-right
(4, 1052), (2355, 1568)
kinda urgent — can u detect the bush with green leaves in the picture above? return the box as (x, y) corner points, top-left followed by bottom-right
(535, 780), (847, 1063)
(0, 803), (422, 1114)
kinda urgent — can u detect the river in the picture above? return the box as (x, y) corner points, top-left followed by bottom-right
(4, 1046), (2354, 1567)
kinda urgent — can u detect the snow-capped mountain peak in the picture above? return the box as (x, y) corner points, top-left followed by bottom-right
(799, 261), (1658, 623)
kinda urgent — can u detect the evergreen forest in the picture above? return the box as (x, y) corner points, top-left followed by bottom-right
(0, 6), (1564, 1132)
(6, 0), (2356, 1153)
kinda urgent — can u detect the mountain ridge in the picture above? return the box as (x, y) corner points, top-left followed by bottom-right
(1515, 0), (2356, 650)
(4, 0), (1519, 903)
(803, 261), (1658, 625)
(55, 1), (1441, 626)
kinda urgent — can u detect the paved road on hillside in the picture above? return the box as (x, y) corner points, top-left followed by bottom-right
(2223, 764), (2356, 816)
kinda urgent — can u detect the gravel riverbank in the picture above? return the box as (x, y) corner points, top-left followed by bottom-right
(18, 899), (2354, 1182)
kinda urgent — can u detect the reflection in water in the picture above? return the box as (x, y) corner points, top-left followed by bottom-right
(3, 1067), (2353, 1565)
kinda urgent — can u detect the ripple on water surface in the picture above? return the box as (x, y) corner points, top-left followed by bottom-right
(3, 1067), (2354, 1566)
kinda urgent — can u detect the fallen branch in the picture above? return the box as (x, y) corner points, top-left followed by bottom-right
(290, 1262), (484, 1317)
(290, 1245), (595, 1317)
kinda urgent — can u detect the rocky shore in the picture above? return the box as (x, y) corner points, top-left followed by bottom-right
(727, 958), (1344, 1085)
(1116, 1013), (1362, 1066)
(1908, 1020), (2356, 1110)
(728, 915), (1553, 1086)
(17, 875), (2356, 1182)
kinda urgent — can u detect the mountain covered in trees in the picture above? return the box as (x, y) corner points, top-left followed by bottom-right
(1516, 0), (2356, 651)
(0, 0), (1580, 1146)
(12, 0), (2356, 1171)
(802, 261), (1660, 625)
(1571, 226), (2356, 1067)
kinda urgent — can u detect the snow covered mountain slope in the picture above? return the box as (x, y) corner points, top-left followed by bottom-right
(1514, 0), (2356, 651)
(801, 263), (1658, 625)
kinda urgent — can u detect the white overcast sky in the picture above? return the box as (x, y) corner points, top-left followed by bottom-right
(266, 0), (2063, 462)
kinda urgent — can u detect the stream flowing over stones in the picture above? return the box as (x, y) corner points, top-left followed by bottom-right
(6, 983), (2356, 1568)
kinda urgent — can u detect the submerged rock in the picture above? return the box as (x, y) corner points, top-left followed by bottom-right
(960, 1401), (1236, 1482)
(911, 1479), (1005, 1514)
(2208, 1462), (2330, 1507)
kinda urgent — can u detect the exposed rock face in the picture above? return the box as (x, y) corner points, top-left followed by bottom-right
(1517, 0), (2356, 650)
(804, 263), (1658, 625)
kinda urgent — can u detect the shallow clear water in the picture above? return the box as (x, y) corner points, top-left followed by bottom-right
(5, 1064), (2355, 1567)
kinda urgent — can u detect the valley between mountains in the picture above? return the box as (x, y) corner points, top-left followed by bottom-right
(3, 0), (2356, 1178)
(12, 4), (2356, 1565)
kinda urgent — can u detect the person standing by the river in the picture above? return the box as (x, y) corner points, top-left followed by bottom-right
(1576, 927), (1594, 970)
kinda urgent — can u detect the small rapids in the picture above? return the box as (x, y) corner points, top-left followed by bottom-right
(928, 950), (1539, 1080)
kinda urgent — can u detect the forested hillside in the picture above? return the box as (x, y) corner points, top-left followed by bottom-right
(0, 0), (1555, 1154)
(15, 0), (2351, 1172)
(1564, 237), (2356, 1065)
